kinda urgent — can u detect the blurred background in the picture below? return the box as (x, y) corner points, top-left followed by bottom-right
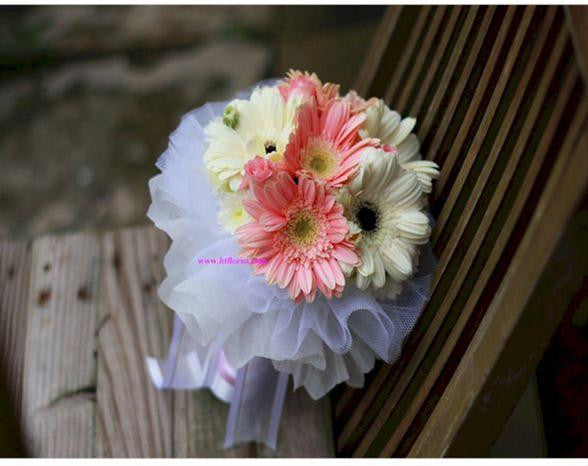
(0, 5), (384, 239)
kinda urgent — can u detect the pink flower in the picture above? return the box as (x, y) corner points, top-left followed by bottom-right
(236, 172), (360, 302)
(342, 90), (379, 114)
(279, 70), (339, 109)
(283, 99), (377, 188)
(240, 156), (276, 190)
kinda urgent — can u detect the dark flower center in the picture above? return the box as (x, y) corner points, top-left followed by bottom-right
(356, 205), (378, 232)
(265, 142), (277, 154)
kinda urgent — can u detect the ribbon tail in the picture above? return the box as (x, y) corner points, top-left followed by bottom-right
(146, 316), (235, 403)
(224, 357), (289, 450)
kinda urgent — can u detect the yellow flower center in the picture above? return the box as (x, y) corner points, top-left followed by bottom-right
(301, 137), (338, 179)
(286, 210), (319, 247)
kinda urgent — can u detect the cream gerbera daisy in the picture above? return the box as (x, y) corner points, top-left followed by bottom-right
(360, 99), (440, 193)
(217, 192), (251, 233)
(340, 147), (431, 298)
(204, 86), (301, 192)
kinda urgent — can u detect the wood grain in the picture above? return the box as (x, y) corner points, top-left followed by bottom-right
(0, 240), (30, 454)
(0, 240), (30, 424)
(410, 106), (588, 459)
(336, 5), (588, 457)
(96, 227), (173, 457)
(383, 6), (432, 105)
(259, 386), (334, 458)
(380, 50), (579, 460)
(353, 6), (402, 98)
(1, 226), (334, 457)
(21, 233), (101, 457)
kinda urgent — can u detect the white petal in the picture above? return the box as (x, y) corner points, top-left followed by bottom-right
(381, 240), (414, 281)
(394, 211), (431, 243)
(384, 171), (422, 209)
(358, 246), (375, 276)
(372, 253), (386, 288)
(388, 117), (417, 146)
(397, 133), (421, 163)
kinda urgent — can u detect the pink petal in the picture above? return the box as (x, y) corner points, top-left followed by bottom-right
(313, 260), (335, 290)
(296, 266), (313, 295)
(242, 199), (263, 219)
(329, 258), (346, 286)
(332, 243), (359, 265)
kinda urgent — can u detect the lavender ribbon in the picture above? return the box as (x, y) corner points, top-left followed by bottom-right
(146, 317), (288, 449)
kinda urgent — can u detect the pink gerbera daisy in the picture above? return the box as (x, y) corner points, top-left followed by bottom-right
(283, 99), (377, 188)
(278, 69), (339, 109)
(236, 171), (359, 302)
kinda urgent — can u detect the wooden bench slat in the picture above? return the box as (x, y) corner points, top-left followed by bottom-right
(432, 6), (537, 240)
(0, 240), (30, 427)
(407, 6), (464, 118)
(383, 6), (432, 105)
(394, 5), (448, 113)
(423, 6), (497, 163)
(431, 6), (561, 293)
(258, 387), (334, 458)
(416, 6), (495, 146)
(96, 227), (173, 457)
(432, 6), (519, 199)
(22, 233), (101, 457)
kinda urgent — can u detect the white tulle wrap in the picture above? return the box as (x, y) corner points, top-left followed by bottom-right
(147, 82), (435, 401)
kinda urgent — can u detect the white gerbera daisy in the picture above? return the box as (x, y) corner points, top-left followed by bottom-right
(360, 99), (440, 193)
(217, 192), (251, 233)
(204, 86), (301, 192)
(340, 147), (431, 298)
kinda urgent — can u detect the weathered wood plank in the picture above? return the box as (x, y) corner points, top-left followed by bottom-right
(0, 240), (30, 424)
(423, 6), (497, 162)
(0, 239), (30, 455)
(173, 390), (254, 458)
(354, 6), (402, 97)
(21, 233), (101, 457)
(408, 6), (463, 117)
(259, 387), (334, 458)
(394, 5), (448, 113)
(95, 226), (173, 457)
(383, 6), (432, 105)
(431, 5), (519, 198)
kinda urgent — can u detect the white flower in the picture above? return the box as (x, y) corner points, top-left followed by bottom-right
(341, 147), (431, 298)
(204, 86), (301, 192)
(217, 192), (251, 233)
(360, 99), (440, 193)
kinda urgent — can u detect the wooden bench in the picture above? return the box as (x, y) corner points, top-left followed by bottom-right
(334, 5), (588, 457)
(0, 228), (333, 457)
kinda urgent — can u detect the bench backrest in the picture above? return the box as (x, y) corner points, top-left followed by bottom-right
(335, 5), (588, 457)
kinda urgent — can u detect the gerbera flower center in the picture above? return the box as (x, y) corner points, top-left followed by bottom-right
(301, 137), (338, 179)
(356, 203), (379, 232)
(286, 210), (319, 247)
(264, 141), (277, 154)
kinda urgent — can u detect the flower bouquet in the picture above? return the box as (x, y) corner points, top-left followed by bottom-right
(146, 71), (439, 449)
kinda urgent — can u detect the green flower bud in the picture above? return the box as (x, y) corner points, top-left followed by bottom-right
(222, 105), (239, 129)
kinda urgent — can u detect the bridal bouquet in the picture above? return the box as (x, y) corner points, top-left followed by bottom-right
(147, 71), (439, 449)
